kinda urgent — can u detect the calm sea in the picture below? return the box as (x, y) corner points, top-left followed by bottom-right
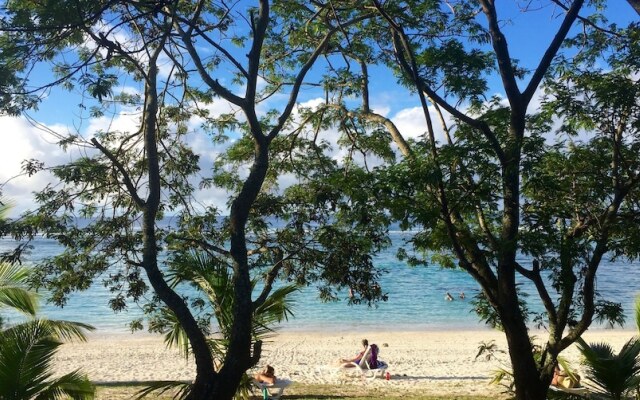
(1, 232), (639, 333)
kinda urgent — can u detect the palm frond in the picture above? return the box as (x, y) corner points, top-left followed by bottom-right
(0, 321), (60, 397)
(490, 367), (512, 385)
(35, 319), (95, 342)
(253, 284), (298, 338)
(0, 262), (39, 316)
(149, 309), (191, 359)
(578, 336), (640, 399)
(0, 319), (96, 400)
(557, 357), (580, 384)
(206, 337), (229, 365)
(33, 370), (95, 400)
(134, 381), (192, 400)
(154, 249), (299, 400)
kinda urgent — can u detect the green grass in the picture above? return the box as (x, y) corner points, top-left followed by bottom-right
(95, 382), (501, 400)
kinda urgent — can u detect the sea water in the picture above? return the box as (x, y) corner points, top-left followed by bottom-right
(1, 232), (639, 334)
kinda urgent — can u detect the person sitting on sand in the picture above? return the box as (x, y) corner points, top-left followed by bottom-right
(339, 338), (369, 367)
(254, 365), (276, 385)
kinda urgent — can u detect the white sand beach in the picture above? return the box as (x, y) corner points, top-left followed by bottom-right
(53, 329), (636, 397)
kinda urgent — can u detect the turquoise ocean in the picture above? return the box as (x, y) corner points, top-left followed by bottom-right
(2, 231), (640, 334)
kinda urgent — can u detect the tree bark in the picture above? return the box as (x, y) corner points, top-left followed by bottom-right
(138, 54), (217, 400)
(502, 314), (549, 400)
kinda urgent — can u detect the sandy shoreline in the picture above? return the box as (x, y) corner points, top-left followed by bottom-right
(54, 329), (636, 397)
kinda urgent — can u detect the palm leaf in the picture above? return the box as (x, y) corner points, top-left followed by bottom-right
(557, 357), (580, 384)
(0, 321), (60, 399)
(0, 319), (95, 400)
(578, 336), (640, 399)
(33, 370), (95, 400)
(0, 263), (39, 316)
(134, 381), (192, 400)
(141, 250), (299, 399)
(253, 284), (298, 338)
(35, 319), (95, 342)
(149, 309), (191, 359)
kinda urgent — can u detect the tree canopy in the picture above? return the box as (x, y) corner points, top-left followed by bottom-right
(277, 1), (640, 399)
(0, 1), (388, 398)
(1, 1), (639, 400)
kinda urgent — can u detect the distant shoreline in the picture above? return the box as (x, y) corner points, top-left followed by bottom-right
(82, 320), (638, 337)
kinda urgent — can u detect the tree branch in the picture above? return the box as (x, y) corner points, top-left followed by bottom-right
(246, 0), (270, 104)
(628, 0), (640, 15)
(172, 23), (246, 107)
(478, 0), (523, 113)
(267, 12), (376, 140)
(170, 235), (231, 257)
(325, 103), (413, 158)
(90, 138), (144, 209)
(550, 0), (624, 37)
(522, 0), (585, 106)
(515, 260), (557, 323)
(384, 25), (505, 163)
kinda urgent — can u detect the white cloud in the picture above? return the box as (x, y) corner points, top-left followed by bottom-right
(0, 117), (69, 215)
(84, 109), (142, 139)
(371, 105), (390, 117)
(391, 106), (427, 140)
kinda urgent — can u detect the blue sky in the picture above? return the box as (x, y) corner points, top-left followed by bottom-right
(0, 1), (635, 216)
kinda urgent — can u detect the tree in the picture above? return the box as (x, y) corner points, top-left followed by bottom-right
(137, 251), (298, 399)
(0, 1), (385, 399)
(0, 201), (38, 328)
(577, 337), (640, 400)
(290, 2), (640, 399)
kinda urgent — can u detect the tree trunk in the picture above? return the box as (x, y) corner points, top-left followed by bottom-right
(502, 314), (548, 400)
(198, 142), (270, 400)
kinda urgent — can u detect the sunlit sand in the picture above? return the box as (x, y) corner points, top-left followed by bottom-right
(53, 329), (635, 397)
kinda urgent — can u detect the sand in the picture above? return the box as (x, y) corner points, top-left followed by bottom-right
(53, 328), (636, 397)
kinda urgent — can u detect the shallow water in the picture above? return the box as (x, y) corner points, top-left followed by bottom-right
(2, 232), (639, 334)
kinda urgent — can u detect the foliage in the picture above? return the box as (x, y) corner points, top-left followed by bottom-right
(0, 262), (39, 322)
(475, 340), (505, 362)
(1, 1), (638, 399)
(283, 2), (640, 399)
(576, 294), (640, 400)
(0, 206), (95, 400)
(577, 337), (640, 400)
(138, 251), (299, 399)
(485, 339), (578, 399)
(0, 1), (390, 398)
(0, 201), (38, 323)
(0, 319), (96, 400)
